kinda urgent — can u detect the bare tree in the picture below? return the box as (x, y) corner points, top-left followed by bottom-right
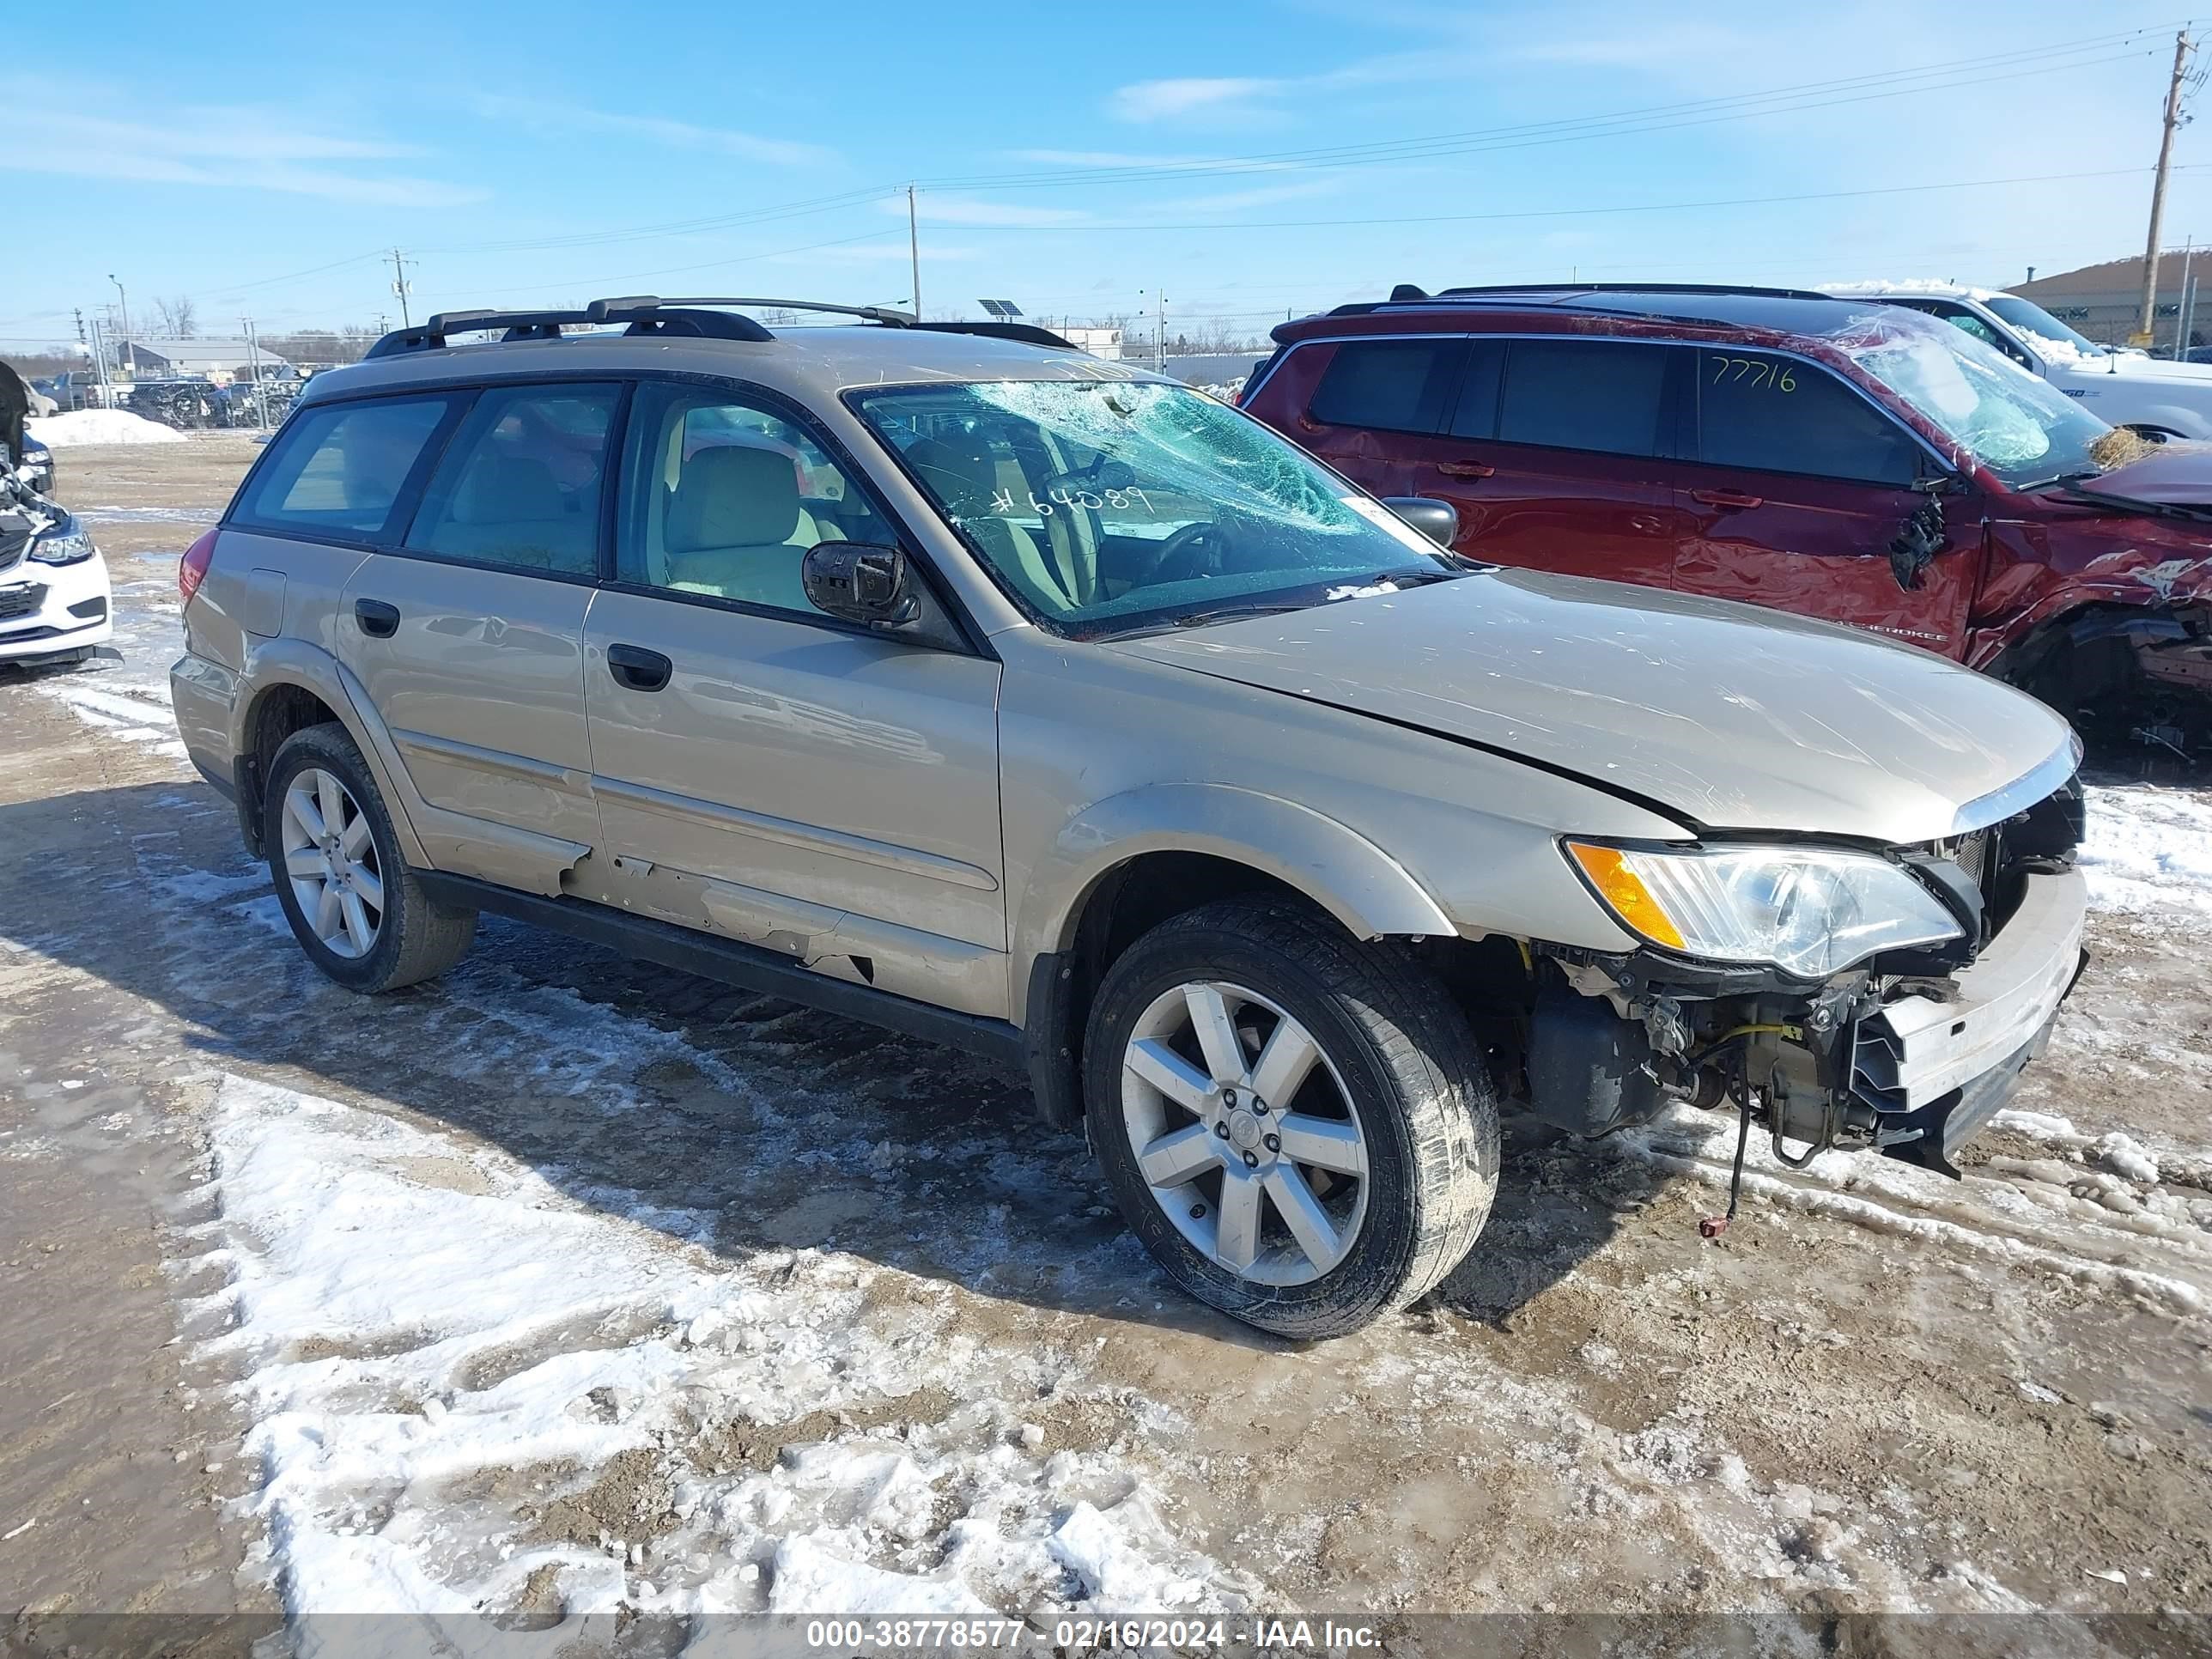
(153, 295), (198, 337)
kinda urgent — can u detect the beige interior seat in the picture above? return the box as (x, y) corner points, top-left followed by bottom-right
(663, 445), (822, 611)
(907, 434), (1091, 611)
(428, 453), (590, 571)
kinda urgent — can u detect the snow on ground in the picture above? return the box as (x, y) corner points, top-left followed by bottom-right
(28, 409), (188, 447)
(2076, 782), (2212, 914)
(183, 1073), (1249, 1630)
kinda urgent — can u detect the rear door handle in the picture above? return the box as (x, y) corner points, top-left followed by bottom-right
(1691, 489), (1763, 509)
(606, 642), (673, 693)
(354, 599), (399, 638)
(1437, 460), (1495, 479)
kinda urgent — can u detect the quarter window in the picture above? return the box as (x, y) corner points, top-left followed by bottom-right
(1697, 352), (1923, 486)
(234, 397), (453, 538)
(404, 385), (617, 576)
(1307, 340), (1465, 434)
(617, 383), (890, 617)
(1497, 339), (1670, 458)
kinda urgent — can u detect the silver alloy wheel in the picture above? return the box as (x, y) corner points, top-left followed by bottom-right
(1120, 980), (1370, 1287)
(279, 767), (384, 960)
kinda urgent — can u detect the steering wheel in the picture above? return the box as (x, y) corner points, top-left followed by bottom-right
(1142, 520), (1232, 586)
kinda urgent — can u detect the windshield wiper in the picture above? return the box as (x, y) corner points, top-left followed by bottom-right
(1337, 567), (1468, 590)
(1169, 602), (1313, 628)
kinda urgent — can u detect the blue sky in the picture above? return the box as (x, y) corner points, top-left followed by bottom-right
(11, 0), (2210, 350)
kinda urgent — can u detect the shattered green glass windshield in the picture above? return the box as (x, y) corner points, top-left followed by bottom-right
(851, 380), (1449, 635)
(1840, 324), (2109, 488)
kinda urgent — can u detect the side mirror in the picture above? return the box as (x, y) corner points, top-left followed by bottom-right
(802, 541), (919, 628)
(1380, 496), (1459, 549)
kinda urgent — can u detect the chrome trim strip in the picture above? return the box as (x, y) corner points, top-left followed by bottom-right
(1948, 731), (2082, 836)
(595, 774), (1001, 892)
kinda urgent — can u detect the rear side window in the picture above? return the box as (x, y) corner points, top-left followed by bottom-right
(1697, 351), (1923, 486)
(1307, 339), (1464, 434)
(234, 398), (452, 538)
(404, 385), (618, 576)
(1498, 339), (1671, 457)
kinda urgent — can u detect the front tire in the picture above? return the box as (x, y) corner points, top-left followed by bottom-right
(264, 723), (476, 993)
(1085, 898), (1498, 1339)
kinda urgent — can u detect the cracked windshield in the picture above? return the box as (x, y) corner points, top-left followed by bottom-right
(853, 380), (1454, 635)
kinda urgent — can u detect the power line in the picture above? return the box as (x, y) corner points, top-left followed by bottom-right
(897, 162), (2206, 237)
(390, 22), (2174, 265)
(921, 25), (2181, 191)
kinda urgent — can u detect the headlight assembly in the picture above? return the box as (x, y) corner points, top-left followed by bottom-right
(1565, 840), (1963, 979)
(28, 529), (96, 566)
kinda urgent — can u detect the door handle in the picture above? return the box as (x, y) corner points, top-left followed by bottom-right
(1437, 460), (1495, 479)
(1691, 489), (1764, 510)
(353, 599), (399, 638)
(606, 642), (673, 693)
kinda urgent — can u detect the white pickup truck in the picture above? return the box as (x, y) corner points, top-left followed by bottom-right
(1825, 280), (2212, 441)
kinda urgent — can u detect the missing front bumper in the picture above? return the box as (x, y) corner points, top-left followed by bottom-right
(1852, 870), (2089, 1172)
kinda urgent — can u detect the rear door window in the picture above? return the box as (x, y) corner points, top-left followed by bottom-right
(1497, 339), (1672, 457)
(1696, 351), (1923, 486)
(234, 397), (453, 538)
(404, 385), (619, 577)
(1307, 339), (1466, 434)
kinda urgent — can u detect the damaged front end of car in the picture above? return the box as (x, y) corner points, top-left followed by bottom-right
(1504, 766), (2087, 1223)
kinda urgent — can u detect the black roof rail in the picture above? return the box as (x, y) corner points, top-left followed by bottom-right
(911, 320), (1079, 351)
(657, 295), (918, 326)
(1433, 281), (1839, 302)
(365, 297), (775, 359)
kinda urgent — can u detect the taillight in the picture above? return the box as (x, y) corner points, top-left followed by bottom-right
(179, 528), (218, 605)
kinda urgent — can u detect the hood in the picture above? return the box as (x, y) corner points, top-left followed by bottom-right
(2069, 441), (2212, 507)
(1103, 570), (2075, 845)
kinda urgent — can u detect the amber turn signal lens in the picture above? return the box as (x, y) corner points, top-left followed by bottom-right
(1565, 842), (1686, 950)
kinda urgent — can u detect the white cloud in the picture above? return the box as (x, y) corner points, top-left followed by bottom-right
(1107, 76), (1279, 123)
(1104, 51), (1445, 125)
(470, 94), (835, 168)
(19, 109), (483, 207)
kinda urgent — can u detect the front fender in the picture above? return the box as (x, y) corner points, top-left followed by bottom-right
(1011, 782), (1455, 1020)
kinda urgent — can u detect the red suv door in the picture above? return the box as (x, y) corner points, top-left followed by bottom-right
(1674, 346), (1982, 656)
(1283, 333), (1680, 589)
(1442, 337), (1682, 588)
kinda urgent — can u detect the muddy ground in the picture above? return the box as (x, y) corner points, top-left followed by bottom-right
(3, 436), (2209, 1652)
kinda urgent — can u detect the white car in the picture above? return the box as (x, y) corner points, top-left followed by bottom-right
(0, 471), (111, 669)
(1825, 280), (2212, 441)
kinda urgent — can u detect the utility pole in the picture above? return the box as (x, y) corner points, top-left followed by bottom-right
(2136, 28), (2196, 347)
(89, 316), (112, 403)
(241, 318), (270, 430)
(107, 274), (130, 375)
(389, 248), (415, 328)
(906, 186), (921, 320)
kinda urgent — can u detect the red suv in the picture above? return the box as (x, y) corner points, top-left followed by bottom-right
(1242, 283), (2212, 753)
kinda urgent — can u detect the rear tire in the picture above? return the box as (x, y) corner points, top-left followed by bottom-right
(264, 723), (476, 993)
(1085, 898), (1498, 1339)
